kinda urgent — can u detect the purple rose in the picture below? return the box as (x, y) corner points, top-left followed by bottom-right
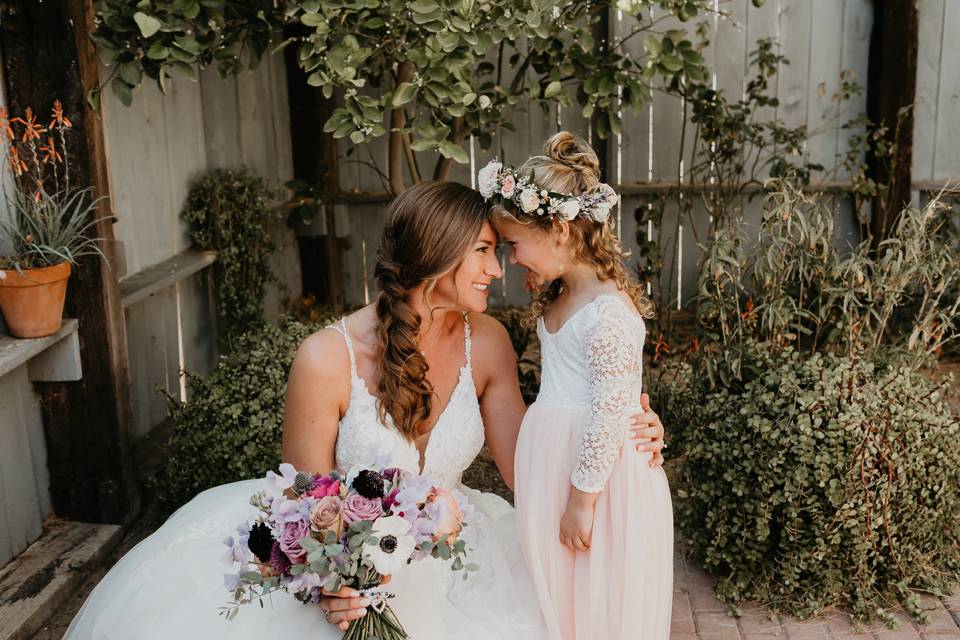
(343, 493), (383, 524)
(279, 518), (310, 564)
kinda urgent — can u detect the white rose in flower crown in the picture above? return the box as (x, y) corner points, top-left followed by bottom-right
(499, 174), (516, 198)
(591, 204), (612, 223)
(597, 183), (619, 208)
(477, 161), (502, 198)
(519, 188), (540, 213)
(556, 199), (580, 221)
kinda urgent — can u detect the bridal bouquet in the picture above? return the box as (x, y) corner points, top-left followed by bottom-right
(221, 463), (477, 640)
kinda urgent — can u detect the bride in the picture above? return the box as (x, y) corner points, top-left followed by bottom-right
(65, 180), (666, 639)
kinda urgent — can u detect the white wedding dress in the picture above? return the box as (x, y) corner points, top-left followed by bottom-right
(66, 316), (545, 639)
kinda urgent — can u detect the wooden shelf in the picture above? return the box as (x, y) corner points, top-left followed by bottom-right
(119, 249), (217, 309)
(0, 319), (80, 380)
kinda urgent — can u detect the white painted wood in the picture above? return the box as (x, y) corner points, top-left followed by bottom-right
(715, 0), (749, 100)
(18, 375), (48, 531)
(0, 366), (44, 566)
(118, 249), (217, 309)
(932, 0), (960, 180)
(199, 66), (242, 169)
(617, 10), (651, 185)
(27, 330), (81, 382)
(177, 269), (218, 382)
(805, 0), (845, 179)
(913, 0), (945, 182)
(0, 320), (79, 380)
(745, 0), (781, 127)
(835, 0), (873, 181)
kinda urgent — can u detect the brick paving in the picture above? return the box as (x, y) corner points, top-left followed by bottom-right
(671, 550), (960, 640)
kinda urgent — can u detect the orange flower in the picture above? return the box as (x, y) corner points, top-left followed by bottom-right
(653, 334), (670, 362)
(13, 107), (46, 142)
(0, 107), (13, 141)
(741, 297), (755, 320)
(686, 336), (700, 354)
(40, 136), (62, 163)
(49, 100), (72, 129)
(7, 146), (27, 176)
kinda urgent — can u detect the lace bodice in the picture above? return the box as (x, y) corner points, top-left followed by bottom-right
(536, 295), (646, 493)
(330, 315), (485, 489)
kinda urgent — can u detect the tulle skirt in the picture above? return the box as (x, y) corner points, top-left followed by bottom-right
(65, 479), (544, 639)
(514, 401), (674, 640)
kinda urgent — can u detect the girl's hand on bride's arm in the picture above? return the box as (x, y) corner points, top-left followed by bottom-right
(559, 489), (597, 552)
(627, 393), (665, 468)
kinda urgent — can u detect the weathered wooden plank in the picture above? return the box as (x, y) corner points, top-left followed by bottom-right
(102, 79), (174, 276)
(236, 65), (276, 181)
(715, 0), (748, 100)
(776, 0), (813, 133)
(160, 74), (207, 255)
(0, 520), (122, 640)
(912, 0), (945, 182)
(124, 287), (180, 439)
(932, 0), (960, 180)
(118, 249), (217, 309)
(744, 0), (781, 126)
(177, 269), (218, 381)
(18, 375), (49, 537)
(0, 367), (44, 565)
(805, 0), (845, 179)
(0, 320), (80, 380)
(836, 0), (873, 181)
(26, 330), (81, 382)
(267, 51), (295, 189)
(617, 10), (651, 187)
(199, 66), (242, 170)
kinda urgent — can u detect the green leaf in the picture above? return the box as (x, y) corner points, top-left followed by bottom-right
(133, 12), (163, 38)
(439, 141), (469, 164)
(643, 34), (662, 57)
(544, 80), (563, 99)
(409, 0), (439, 13)
(146, 42), (170, 60)
(301, 12), (326, 27)
(111, 77), (133, 107)
(118, 63), (142, 86)
(392, 82), (418, 107)
(86, 88), (102, 114)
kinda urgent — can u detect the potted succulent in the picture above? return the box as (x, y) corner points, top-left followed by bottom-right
(0, 100), (108, 338)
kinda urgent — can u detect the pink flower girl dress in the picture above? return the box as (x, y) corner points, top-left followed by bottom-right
(514, 294), (674, 639)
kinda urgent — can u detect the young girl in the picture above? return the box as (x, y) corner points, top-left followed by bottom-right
(480, 132), (673, 639)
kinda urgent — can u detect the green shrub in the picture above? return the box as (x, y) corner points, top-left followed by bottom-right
(656, 341), (960, 623)
(152, 317), (330, 506)
(181, 168), (280, 343)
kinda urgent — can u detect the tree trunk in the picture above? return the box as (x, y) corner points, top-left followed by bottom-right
(388, 61), (415, 195)
(865, 0), (918, 247)
(433, 117), (468, 181)
(0, 0), (139, 523)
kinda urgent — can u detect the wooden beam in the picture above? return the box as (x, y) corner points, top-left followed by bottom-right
(0, 318), (78, 380)
(0, 0), (139, 523)
(119, 249), (217, 309)
(865, 0), (919, 245)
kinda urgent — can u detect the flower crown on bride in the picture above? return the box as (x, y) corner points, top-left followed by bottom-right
(476, 158), (619, 223)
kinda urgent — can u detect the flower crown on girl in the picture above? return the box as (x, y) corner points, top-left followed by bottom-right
(476, 158), (620, 223)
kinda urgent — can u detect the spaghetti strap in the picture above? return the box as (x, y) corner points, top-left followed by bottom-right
(463, 312), (472, 368)
(329, 317), (359, 377)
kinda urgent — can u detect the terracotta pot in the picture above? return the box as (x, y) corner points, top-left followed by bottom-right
(0, 262), (72, 338)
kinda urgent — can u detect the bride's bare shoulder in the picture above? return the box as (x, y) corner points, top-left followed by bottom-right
(468, 312), (517, 368)
(289, 325), (351, 390)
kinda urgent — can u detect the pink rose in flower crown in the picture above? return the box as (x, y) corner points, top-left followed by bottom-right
(424, 488), (463, 543)
(343, 493), (383, 524)
(307, 475), (341, 499)
(279, 518), (310, 564)
(309, 496), (344, 538)
(499, 174), (516, 198)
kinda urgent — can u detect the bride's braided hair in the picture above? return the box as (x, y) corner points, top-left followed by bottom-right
(374, 181), (488, 441)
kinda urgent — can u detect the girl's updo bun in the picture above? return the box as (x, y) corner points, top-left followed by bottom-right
(543, 131), (601, 188)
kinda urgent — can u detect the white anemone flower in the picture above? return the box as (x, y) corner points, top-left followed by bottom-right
(362, 516), (416, 576)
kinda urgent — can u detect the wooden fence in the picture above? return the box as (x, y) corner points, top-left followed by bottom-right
(332, 0), (956, 310)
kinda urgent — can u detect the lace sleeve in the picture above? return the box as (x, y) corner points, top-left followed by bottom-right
(570, 298), (644, 493)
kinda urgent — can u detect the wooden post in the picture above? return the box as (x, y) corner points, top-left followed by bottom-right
(283, 32), (347, 313)
(865, 0), (918, 245)
(0, 0), (139, 523)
